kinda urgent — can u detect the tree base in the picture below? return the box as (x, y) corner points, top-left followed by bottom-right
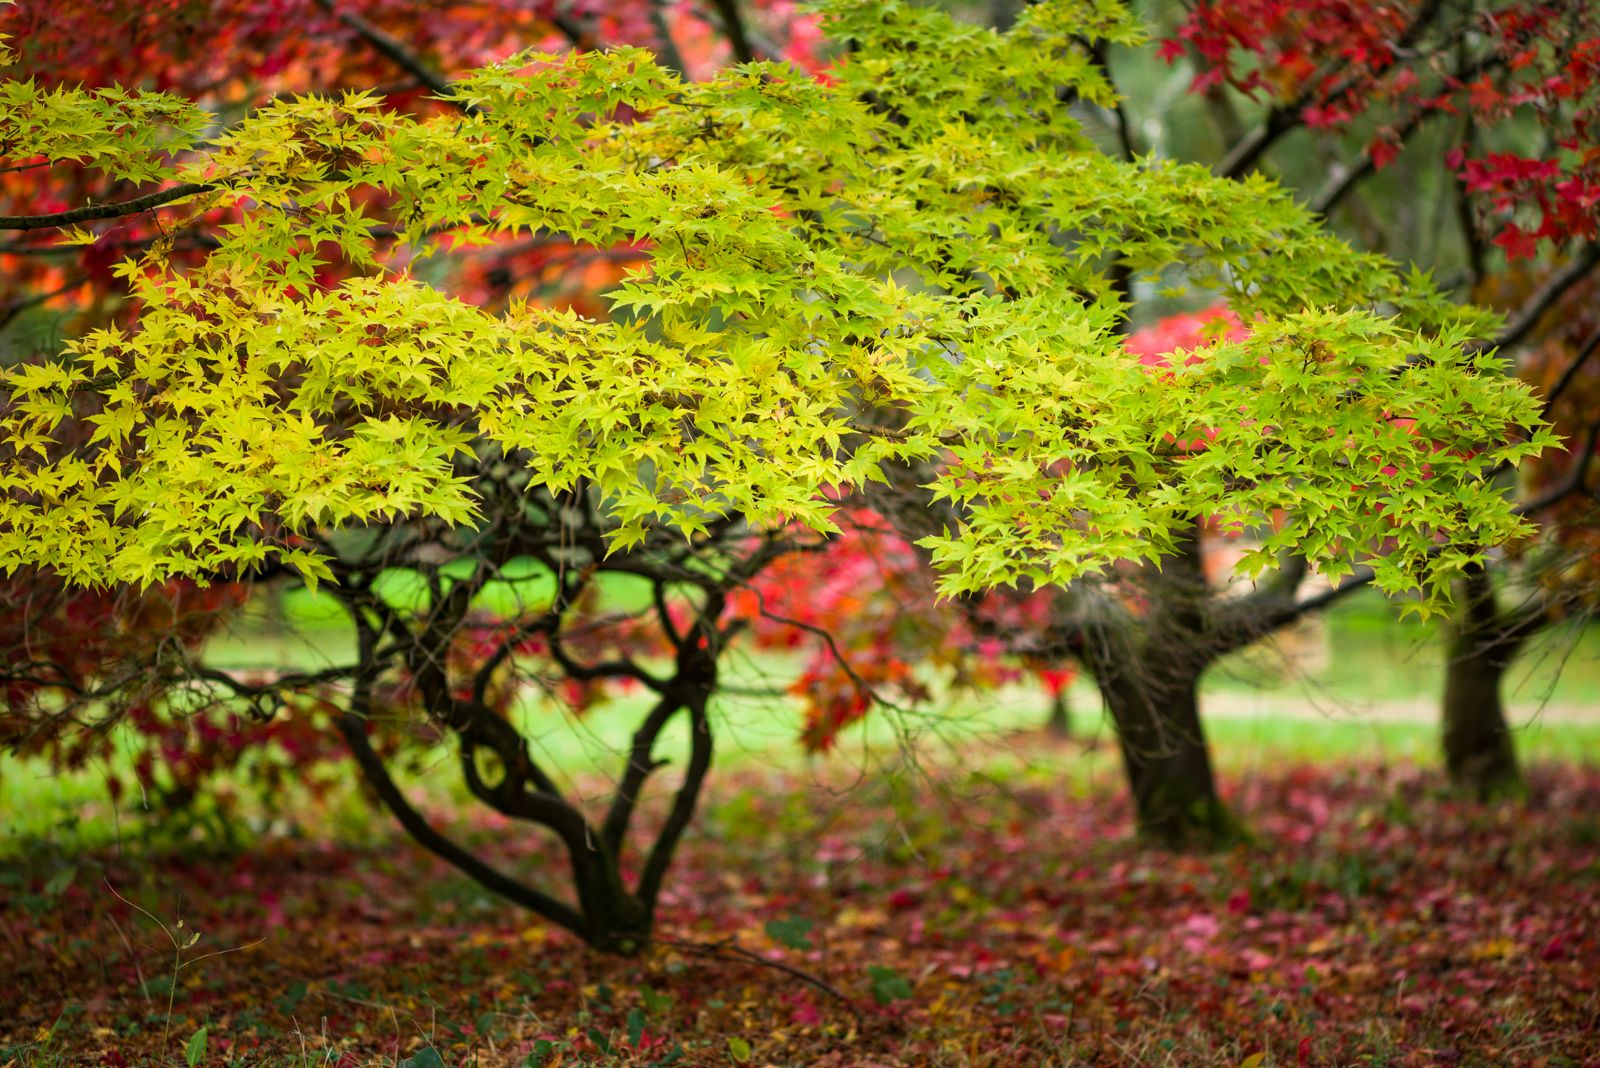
(1445, 762), (1525, 804)
(1135, 796), (1250, 852)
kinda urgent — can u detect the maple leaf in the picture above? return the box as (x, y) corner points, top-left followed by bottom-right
(1492, 223), (1541, 261)
(1467, 74), (1502, 114)
(1368, 133), (1401, 170)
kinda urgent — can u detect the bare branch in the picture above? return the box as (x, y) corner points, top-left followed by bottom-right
(0, 183), (211, 232)
(313, 0), (478, 115)
(1492, 243), (1600, 353)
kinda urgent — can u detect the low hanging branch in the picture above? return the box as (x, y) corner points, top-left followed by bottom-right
(0, 182), (211, 232)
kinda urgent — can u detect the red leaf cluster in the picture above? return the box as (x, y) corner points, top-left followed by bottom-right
(1162, 0), (1600, 256)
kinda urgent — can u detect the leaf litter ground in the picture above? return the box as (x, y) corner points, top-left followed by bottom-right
(3, 744), (1598, 1067)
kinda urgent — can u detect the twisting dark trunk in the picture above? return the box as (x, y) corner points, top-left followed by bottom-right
(1441, 566), (1527, 799)
(343, 647), (719, 955)
(331, 564), (730, 956)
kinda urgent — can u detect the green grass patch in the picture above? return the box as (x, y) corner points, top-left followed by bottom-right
(4, 586), (1597, 859)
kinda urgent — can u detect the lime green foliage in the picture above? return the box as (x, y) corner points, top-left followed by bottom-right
(0, 81), (206, 186)
(0, 0), (1557, 604)
(0, 0), (15, 69)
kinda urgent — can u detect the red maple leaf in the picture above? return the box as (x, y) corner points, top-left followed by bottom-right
(1369, 134), (1401, 169)
(1492, 223), (1541, 261)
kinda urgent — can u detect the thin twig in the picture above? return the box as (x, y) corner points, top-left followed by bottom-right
(655, 935), (866, 1026)
(104, 911), (152, 1006)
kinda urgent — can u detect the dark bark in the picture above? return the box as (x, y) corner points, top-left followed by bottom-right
(337, 710), (587, 934)
(1441, 567), (1529, 799)
(0, 182), (212, 232)
(1085, 643), (1240, 848)
(1044, 689), (1071, 738)
(332, 564), (725, 956)
(346, 670), (713, 954)
(1075, 525), (1242, 848)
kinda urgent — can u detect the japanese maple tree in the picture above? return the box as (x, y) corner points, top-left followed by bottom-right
(805, 0), (1600, 841)
(0, 0), (1557, 939)
(0, 0), (823, 840)
(1144, 0), (1600, 801)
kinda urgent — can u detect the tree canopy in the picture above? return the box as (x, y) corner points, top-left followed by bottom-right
(0, 0), (1556, 605)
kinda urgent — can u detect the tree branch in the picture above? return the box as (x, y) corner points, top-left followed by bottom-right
(1084, 39), (1141, 163)
(1212, 552), (1309, 656)
(0, 183), (211, 232)
(1217, 100), (1306, 179)
(1310, 111), (1427, 217)
(313, 0), (478, 115)
(601, 692), (683, 856)
(1538, 324), (1600, 421)
(1216, 0), (1445, 179)
(337, 710), (585, 934)
(1492, 243), (1600, 353)
(1259, 566), (1380, 631)
(708, 0), (759, 64)
(545, 628), (667, 690)
(637, 689), (713, 909)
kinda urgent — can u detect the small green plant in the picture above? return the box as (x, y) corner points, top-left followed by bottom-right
(764, 916), (815, 951)
(100, 880), (264, 1059)
(866, 965), (914, 1006)
(183, 1026), (208, 1067)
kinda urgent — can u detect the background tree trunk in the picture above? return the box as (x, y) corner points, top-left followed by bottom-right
(1084, 644), (1240, 848)
(1067, 524), (1242, 848)
(1044, 688), (1071, 738)
(1441, 567), (1526, 799)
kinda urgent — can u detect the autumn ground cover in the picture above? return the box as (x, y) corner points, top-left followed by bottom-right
(3, 732), (1599, 1068)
